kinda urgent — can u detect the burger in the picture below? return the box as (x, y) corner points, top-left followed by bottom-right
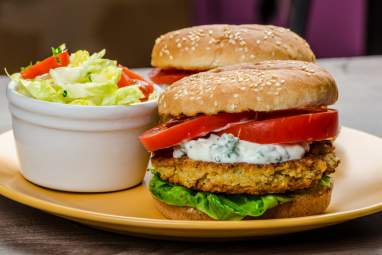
(149, 24), (316, 86)
(140, 61), (340, 220)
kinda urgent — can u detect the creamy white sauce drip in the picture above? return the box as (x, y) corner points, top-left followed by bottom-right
(173, 134), (308, 164)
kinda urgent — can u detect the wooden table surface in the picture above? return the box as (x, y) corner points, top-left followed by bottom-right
(0, 57), (381, 255)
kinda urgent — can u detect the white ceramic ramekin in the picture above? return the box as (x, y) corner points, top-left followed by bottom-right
(7, 81), (159, 192)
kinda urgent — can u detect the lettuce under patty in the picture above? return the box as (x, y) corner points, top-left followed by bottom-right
(149, 174), (292, 220)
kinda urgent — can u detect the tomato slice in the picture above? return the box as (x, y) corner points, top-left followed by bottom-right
(140, 109), (339, 152)
(149, 68), (198, 85)
(220, 110), (339, 144)
(139, 112), (254, 152)
(118, 66), (154, 101)
(21, 51), (70, 79)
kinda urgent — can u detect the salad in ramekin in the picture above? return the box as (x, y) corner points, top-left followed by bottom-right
(9, 44), (157, 106)
(7, 45), (160, 192)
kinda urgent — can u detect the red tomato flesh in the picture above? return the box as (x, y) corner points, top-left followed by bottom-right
(220, 109), (338, 144)
(117, 66), (154, 101)
(139, 109), (339, 152)
(139, 112), (255, 152)
(21, 51), (70, 79)
(149, 68), (198, 85)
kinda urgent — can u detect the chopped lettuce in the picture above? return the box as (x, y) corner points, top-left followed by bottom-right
(69, 99), (95, 106)
(149, 174), (291, 220)
(69, 50), (90, 67)
(12, 73), (64, 103)
(102, 85), (144, 106)
(10, 48), (156, 106)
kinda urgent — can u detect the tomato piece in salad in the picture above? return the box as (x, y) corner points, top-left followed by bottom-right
(118, 66), (154, 101)
(21, 51), (70, 79)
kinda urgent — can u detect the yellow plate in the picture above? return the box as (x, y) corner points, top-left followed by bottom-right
(0, 127), (381, 240)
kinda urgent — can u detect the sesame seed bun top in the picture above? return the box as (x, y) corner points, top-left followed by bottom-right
(158, 61), (338, 117)
(151, 24), (316, 71)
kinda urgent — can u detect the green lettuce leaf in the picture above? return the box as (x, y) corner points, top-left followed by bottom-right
(149, 174), (291, 220)
(101, 85), (144, 106)
(69, 99), (95, 106)
(50, 50), (122, 86)
(69, 50), (90, 67)
(15, 75), (64, 103)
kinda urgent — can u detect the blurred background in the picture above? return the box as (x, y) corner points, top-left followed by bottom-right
(0, 0), (380, 72)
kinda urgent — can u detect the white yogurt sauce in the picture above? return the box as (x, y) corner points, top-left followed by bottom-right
(173, 134), (308, 164)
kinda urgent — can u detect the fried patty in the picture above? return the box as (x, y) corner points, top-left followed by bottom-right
(151, 141), (339, 195)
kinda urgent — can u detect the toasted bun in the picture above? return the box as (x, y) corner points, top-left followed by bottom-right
(153, 185), (332, 220)
(151, 24), (315, 71)
(158, 61), (338, 117)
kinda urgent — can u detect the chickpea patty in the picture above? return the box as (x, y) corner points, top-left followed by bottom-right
(151, 141), (339, 195)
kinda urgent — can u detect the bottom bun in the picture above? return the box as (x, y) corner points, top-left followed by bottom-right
(153, 185), (332, 220)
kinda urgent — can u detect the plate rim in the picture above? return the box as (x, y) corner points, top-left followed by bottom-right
(0, 127), (382, 231)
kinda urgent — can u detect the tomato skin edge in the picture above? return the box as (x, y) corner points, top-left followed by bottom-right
(219, 110), (339, 144)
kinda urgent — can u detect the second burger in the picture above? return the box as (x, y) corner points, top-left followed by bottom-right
(149, 24), (316, 85)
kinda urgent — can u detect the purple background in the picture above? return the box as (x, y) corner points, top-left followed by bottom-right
(194, 0), (366, 58)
